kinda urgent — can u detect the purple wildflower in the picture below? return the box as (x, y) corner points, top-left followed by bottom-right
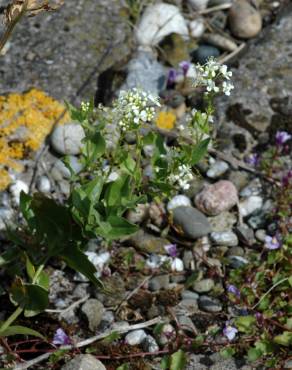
(52, 328), (70, 345)
(164, 243), (178, 258)
(223, 322), (238, 341)
(167, 69), (178, 87)
(264, 234), (281, 250)
(275, 131), (292, 146)
(179, 61), (191, 76)
(282, 170), (292, 187)
(245, 153), (260, 167)
(227, 284), (240, 298)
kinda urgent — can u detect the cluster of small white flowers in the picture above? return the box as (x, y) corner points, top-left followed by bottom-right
(196, 58), (234, 96)
(169, 164), (194, 190)
(116, 88), (160, 131)
(81, 101), (90, 112)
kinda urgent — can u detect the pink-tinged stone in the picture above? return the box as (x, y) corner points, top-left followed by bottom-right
(195, 180), (238, 216)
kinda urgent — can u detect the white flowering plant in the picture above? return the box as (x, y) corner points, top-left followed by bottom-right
(0, 60), (233, 340)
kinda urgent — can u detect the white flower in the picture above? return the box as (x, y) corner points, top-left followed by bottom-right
(222, 81), (234, 96)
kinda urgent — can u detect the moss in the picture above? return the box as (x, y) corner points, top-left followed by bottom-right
(0, 89), (70, 190)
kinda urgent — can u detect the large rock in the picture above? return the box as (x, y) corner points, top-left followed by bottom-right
(61, 354), (106, 370)
(216, 6), (292, 137)
(228, 0), (262, 39)
(136, 3), (188, 47)
(195, 181), (238, 216)
(172, 206), (212, 239)
(50, 123), (85, 155)
(0, 0), (132, 103)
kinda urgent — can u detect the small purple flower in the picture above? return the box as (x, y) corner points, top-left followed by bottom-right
(275, 131), (292, 146)
(264, 234), (281, 250)
(167, 69), (178, 87)
(227, 284), (240, 298)
(245, 153), (260, 167)
(223, 323), (238, 341)
(164, 243), (178, 258)
(52, 328), (70, 345)
(282, 170), (292, 187)
(179, 60), (191, 76)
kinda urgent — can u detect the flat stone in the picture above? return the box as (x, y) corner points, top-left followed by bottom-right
(193, 279), (215, 293)
(61, 354), (106, 370)
(149, 275), (170, 291)
(239, 196), (263, 217)
(172, 206), (212, 239)
(129, 230), (170, 254)
(208, 212), (237, 232)
(210, 231), (238, 246)
(142, 335), (159, 353)
(125, 330), (147, 346)
(228, 255), (249, 268)
(198, 295), (223, 312)
(81, 299), (105, 332)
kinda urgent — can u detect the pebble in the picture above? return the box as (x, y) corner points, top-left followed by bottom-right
(156, 323), (176, 346)
(255, 229), (267, 242)
(193, 278), (215, 293)
(188, 0), (209, 10)
(122, 51), (166, 95)
(191, 45), (221, 64)
(125, 329), (147, 346)
(136, 3), (188, 47)
(235, 225), (255, 246)
(142, 335), (159, 353)
(198, 295), (223, 312)
(172, 206), (212, 239)
(206, 160), (229, 179)
(239, 195), (263, 217)
(177, 315), (197, 333)
(149, 275), (170, 291)
(228, 255), (249, 269)
(183, 250), (195, 270)
(210, 231), (238, 246)
(181, 290), (199, 300)
(58, 180), (70, 197)
(189, 18), (205, 39)
(50, 123), (85, 155)
(149, 201), (166, 227)
(240, 178), (262, 197)
(171, 258), (184, 272)
(0, 208), (14, 231)
(208, 211), (237, 232)
(129, 230), (170, 254)
(81, 299), (105, 332)
(126, 203), (149, 224)
(202, 33), (237, 52)
(228, 170), (250, 191)
(9, 180), (29, 206)
(195, 180), (238, 216)
(228, 0), (262, 39)
(36, 176), (51, 193)
(61, 355), (106, 370)
(227, 246), (244, 257)
(167, 195), (192, 211)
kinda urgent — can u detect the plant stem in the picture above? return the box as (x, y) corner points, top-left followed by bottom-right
(0, 306), (23, 334)
(252, 277), (288, 310)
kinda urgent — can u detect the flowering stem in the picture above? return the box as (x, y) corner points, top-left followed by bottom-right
(252, 277), (288, 310)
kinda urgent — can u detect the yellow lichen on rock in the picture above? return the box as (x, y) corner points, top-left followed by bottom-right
(0, 88), (70, 190)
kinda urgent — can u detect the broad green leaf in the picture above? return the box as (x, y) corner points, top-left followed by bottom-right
(190, 138), (210, 165)
(19, 191), (35, 230)
(0, 246), (22, 267)
(0, 325), (44, 339)
(83, 176), (103, 202)
(116, 364), (130, 370)
(24, 284), (49, 317)
(161, 356), (170, 370)
(35, 271), (50, 291)
(220, 347), (235, 359)
(104, 174), (130, 208)
(102, 331), (121, 344)
(85, 131), (106, 163)
(235, 316), (256, 334)
(273, 331), (292, 346)
(285, 317), (292, 330)
(25, 255), (35, 281)
(247, 347), (263, 362)
(170, 349), (187, 370)
(106, 215), (138, 238)
(61, 246), (101, 287)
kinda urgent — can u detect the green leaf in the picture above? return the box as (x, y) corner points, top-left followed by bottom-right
(104, 174), (130, 208)
(161, 355), (170, 370)
(61, 246), (101, 287)
(106, 215), (138, 238)
(25, 255), (35, 281)
(116, 364), (130, 370)
(288, 276), (292, 287)
(190, 138), (210, 165)
(0, 325), (44, 339)
(85, 131), (106, 163)
(247, 347), (263, 362)
(102, 331), (121, 344)
(273, 331), (292, 346)
(220, 347), (235, 359)
(170, 350), (187, 370)
(234, 316), (256, 334)
(19, 191), (35, 230)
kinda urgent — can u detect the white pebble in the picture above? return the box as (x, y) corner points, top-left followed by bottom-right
(188, 0), (209, 10)
(125, 330), (147, 345)
(171, 258), (184, 272)
(239, 196), (263, 217)
(37, 176), (51, 193)
(9, 180), (29, 205)
(167, 195), (192, 211)
(189, 18), (205, 39)
(207, 161), (229, 179)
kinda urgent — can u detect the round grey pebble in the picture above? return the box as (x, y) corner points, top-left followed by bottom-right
(193, 278), (215, 293)
(61, 354), (106, 370)
(81, 299), (105, 332)
(191, 45), (221, 64)
(142, 335), (159, 353)
(210, 231), (238, 246)
(50, 123), (85, 155)
(37, 176), (51, 193)
(228, 255), (249, 269)
(255, 229), (267, 242)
